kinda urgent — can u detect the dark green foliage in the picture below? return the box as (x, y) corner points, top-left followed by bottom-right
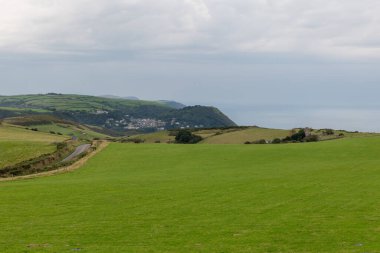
(252, 139), (267, 144)
(175, 130), (203, 144)
(324, 129), (335, 135)
(290, 129), (306, 141)
(280, 129), (319, 143)
(304, 135), (319, 142)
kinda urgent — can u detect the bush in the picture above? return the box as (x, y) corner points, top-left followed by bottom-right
(272, 138), (282, 144)
(49, 131), (56, 134)
(324, 129), (334, 135)
(175, 130), (203, 144)
(304, 135), (319, 142)
(252, 139), (267, 144)
(290, 129), (306, 141)
(244, 141), (251, 144)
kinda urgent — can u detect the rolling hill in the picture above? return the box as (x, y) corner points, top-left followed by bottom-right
(0, 94), (236, 134)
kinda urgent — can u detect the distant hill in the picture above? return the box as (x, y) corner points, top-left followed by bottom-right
(0, 94), (236, 134)
(100, 95), (186, 109)
(100, 95), (140, 101)
(158, 100), (186, 109)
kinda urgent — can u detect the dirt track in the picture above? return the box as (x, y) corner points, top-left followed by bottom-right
(62, 144), (91, 163)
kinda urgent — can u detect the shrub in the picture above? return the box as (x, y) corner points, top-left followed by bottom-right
(132, 138), (144, 144)
(324, 129), (334, 135)
(304, 135), (319, 142)
(244, 141), (251, 144)
(253, 139), (267, 144)
(272, 138), (282, 144)
(290, 129), (306, 141)
(175, 130), (203, 144)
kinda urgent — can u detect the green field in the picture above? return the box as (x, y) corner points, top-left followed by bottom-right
(30, 123), (108, 140)
(199, 127), (290, 144)
(127, 127), (290, 144)
(1, 137), (380, 252)
(0, 142), (56, 168)
(0, 125), (67, 168)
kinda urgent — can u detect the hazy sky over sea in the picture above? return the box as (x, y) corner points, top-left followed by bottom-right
(1, 0), (380, 130)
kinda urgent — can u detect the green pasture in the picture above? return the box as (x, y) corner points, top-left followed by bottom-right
(0, 125), (66, 168)
(0, 141), (56, 168)
(30, 123), (108, 140)
(1, 137), (380, 252)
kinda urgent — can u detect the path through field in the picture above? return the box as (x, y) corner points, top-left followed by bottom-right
(62, 144), (91, 163)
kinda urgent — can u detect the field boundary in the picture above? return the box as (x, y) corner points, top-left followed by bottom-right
(0, 141), (109, 182)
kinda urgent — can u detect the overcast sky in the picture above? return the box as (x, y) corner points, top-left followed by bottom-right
(1, 0), (380, 129)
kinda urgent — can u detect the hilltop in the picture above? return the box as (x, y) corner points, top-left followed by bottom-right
(0, 94), (236, 134)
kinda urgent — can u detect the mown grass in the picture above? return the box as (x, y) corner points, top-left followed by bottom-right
(1, 138), (380, 252)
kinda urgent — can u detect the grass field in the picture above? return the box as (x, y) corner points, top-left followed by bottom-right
(30, 123), (108, 140)
(0, 142), (56, 168)
(127, 127), (290, 144)
(199, 127), (290, 144)
(0, 125), (67, 168)
(1, 137), (380, 252)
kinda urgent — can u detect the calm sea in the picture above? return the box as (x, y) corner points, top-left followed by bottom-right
(219, 104), (380, 132)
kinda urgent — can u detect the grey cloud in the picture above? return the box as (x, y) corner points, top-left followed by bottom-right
(1, 0), (380, 60)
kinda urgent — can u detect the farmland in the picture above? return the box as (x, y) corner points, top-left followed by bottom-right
(0, 124), (67, 168)
(1, 137), (380, 252)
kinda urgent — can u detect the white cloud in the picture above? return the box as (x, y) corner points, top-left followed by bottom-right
(0, 0), (380, 60)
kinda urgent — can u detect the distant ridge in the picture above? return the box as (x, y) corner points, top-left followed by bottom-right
(100, 95), (186, 109)
(0, 94), (236, 134)
(100, 95), (139, 100)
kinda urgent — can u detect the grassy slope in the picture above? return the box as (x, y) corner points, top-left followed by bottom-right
(128, 127), (290, 144)
(31, 123), (108, 140)
(2, 138), (380, 252)
(200, 127), (290, 144)
(129, 130), (175, 143)
(0, 125), (67, 168)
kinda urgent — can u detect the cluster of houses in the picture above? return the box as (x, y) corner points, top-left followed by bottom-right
(103, 115), (204, 131)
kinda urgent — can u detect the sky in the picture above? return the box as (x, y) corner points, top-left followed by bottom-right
(1, 0), (380, 130)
